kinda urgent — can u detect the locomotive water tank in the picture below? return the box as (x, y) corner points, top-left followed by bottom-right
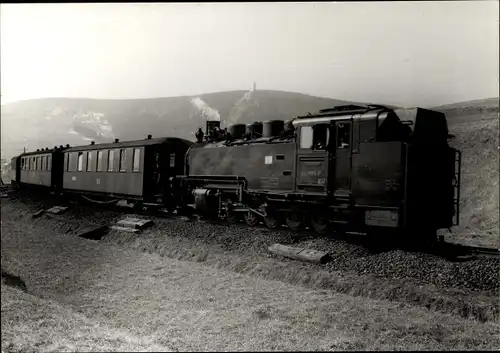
(245, 121), (263, 139)
(263, 120), (285, 138)
(228, 124), (246, 140)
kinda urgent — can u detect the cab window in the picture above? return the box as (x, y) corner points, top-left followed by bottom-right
(299, 124), (330, 150)
(299, 126), (313, 149)
(336, 123), (351, 148)
(312, 124), (330, 150)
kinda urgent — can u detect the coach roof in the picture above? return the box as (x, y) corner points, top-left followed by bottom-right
(20, 148), (59, 157)
(63, 137), (193, 152)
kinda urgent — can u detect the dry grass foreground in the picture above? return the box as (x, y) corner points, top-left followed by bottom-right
(2, 206), (500, 351)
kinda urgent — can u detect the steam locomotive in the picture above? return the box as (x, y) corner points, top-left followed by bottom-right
(10, 104), (461, 243)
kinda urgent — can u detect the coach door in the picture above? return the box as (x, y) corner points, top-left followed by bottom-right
(143, 146), (163, 201)
(328, 120), (352, 200)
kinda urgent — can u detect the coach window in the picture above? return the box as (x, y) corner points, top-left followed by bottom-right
(132, 148), (140, 172)
(37, 156), (41, 170)
(47, 155), (52, 171)
(299, 126), (313, 149)
(66, 154), (71, 172)
(97, 151), (103, 172)
(77, 152), (83, 172)
(86, 151), (93, 172)
(41, 156), (45, 171)
(107, 150), (114, 172)
(119, 149), (126, 172)
(170, 153), (176, 168)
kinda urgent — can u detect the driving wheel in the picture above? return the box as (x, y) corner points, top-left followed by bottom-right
(285, 212), (304, 231)
(244, 211), (259, 226)
(310, 214), (330, 234)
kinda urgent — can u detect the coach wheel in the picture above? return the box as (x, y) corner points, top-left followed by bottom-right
(285, 212), (304, 231)
(263, 212), (281, 229)
(244, 211), (259, 226)
(310, 214), (330, 234)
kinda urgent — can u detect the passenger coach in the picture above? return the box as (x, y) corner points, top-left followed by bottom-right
(12, 147), (65, 189)
(61, 135), (192, 204)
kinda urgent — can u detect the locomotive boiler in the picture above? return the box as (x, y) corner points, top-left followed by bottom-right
(178, 104), (461, 242)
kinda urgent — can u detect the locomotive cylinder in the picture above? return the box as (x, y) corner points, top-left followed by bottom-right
(263, 120), (285, 138)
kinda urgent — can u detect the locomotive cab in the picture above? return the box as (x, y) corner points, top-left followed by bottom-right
(292, 105), (459, 240)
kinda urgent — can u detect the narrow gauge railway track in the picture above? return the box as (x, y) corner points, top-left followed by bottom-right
(7, 188), (499, 261)
(444, 244), (500, 259)
(111, 201), (500, 261)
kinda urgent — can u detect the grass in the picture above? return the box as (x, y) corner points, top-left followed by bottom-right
(1, 286), (171, 353)
(2, 200), (500, 351)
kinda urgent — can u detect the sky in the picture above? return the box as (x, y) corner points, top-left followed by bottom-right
(1, 1), (498, 107)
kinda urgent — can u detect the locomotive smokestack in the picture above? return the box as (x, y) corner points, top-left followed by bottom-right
(91, 141), (95, 145)
(147, 134), (152, 139)
(114, 138), (119, 143)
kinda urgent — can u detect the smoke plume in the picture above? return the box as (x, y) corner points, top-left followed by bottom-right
(190, 97), (221, 122)
(227, 83), (259, 125)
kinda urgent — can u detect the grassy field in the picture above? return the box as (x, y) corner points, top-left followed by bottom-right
(446, 112), (499, 248)
(2, 200), (500, 352)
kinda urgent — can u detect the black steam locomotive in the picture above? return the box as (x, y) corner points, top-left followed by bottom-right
(10, 104), (461, 243)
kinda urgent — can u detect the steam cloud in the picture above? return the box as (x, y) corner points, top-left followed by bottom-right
(190, 97), (221, 122)
(227, 83), (258, 125)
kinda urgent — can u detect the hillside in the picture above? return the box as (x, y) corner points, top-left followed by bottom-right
(0, 90), (354, 159)
(432, 97), (499, 118)
(442, 103), (499, 247)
